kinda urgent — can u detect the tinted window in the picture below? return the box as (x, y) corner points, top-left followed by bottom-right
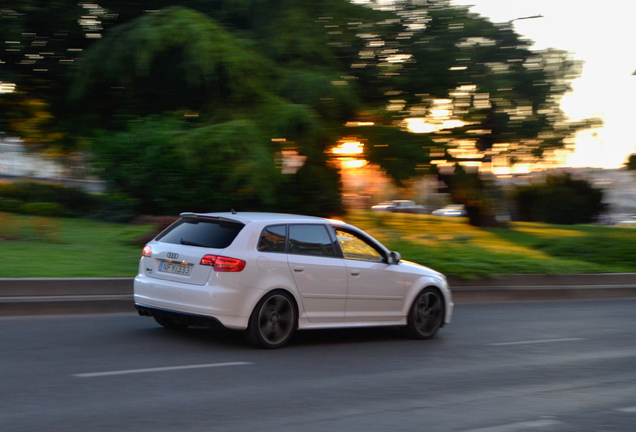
(156, 218), (243, 248)
(258, 225), (287, 253)
(288, 225), (336, 257)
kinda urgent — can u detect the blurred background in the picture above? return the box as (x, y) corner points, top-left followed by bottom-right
(1, 0), (635, 226)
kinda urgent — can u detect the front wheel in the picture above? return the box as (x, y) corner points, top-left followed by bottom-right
(405, 288), (444, 339)
(245, 291), (297, 349)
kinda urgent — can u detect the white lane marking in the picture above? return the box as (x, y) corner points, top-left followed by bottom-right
(488, 338), (584, 346)
(616, 406), (636, 413)
(73, 362), (252, 378)
(462, 419), (561, 432)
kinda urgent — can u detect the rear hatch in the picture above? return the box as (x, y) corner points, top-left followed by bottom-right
(140, 215), (244, 286)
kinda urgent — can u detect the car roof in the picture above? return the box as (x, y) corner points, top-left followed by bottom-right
(181, 211), (332, 225)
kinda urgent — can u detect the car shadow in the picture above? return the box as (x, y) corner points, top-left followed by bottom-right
(137, 321), (440, 350)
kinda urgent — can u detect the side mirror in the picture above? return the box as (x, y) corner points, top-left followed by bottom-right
(387, 251), (402, 265)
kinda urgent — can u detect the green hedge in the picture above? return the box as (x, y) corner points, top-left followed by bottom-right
(514, 174), (605, 225)
(0, 180), (97, 215)
(0, 181), (139, 221)
(18, 202), (64, 217)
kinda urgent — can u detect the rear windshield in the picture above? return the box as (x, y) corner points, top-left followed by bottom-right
(156, 218), (244, 249)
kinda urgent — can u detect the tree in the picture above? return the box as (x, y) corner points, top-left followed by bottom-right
(91, 115), (279, 215)
(625, 154), (636, 170)
(439, 164), (507, 227)
(360, 1), (600, 157)
(68, 3), (385, 216)
(344, 1), (600, 225)
(1, 1), (602, 220)
(69, 7), (274, 124)
(0, 1), (124, 151)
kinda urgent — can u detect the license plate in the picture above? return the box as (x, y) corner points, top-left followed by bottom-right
(159, 261), (192, 276)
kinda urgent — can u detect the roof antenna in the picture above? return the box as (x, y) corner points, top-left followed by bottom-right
(231, 209), (237, 214)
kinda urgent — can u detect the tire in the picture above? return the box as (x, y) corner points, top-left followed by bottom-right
(246, 291), (297, 349)
(153, 314), (188, 330)
(405, 287), (444, 340)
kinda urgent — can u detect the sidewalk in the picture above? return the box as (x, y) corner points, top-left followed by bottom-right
(1, 274), (636, 317)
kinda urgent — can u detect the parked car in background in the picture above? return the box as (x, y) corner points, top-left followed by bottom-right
(370, 200), (426, 214)
(432, 204), (467, 217)
(134, 211), (453, 348)
(615, 215), (636, 226)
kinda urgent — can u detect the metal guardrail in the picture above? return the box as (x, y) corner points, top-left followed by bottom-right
(1, 274), (636, 317)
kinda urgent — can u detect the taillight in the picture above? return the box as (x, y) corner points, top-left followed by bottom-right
(142, 245), (152, 257)
(200, 254), (246, 272)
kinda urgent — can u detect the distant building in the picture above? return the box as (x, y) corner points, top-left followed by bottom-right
(0, 136), (63, 179)
(0, 136), (104, 193)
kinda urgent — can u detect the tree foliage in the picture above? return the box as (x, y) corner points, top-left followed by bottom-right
(360, 2), (597, 160)
(0, 0), (599, 219)
(347, 125), (439, 184)
(91, 115), (277, 215)
(70, 7), (274, 122)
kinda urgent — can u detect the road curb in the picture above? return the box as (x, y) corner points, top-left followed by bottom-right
(447, 273), (636, 302)
(0, 278), (135, 316)
(1, 274), (636, 316)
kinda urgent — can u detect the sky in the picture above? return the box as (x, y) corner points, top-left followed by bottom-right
(450, 0), (636, 169)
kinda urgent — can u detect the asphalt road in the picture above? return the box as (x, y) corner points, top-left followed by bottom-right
(2, 299), (635, 432)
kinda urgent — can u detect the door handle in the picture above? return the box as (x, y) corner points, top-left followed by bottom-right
(293, 266), (305, 272)
(350, 270), (361, 276)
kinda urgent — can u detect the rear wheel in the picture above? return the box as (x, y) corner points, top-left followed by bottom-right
(246, 291), (296, 349)
(405, 288), (444, 339)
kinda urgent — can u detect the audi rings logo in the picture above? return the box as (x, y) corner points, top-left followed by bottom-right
(167, 252), (179, 260)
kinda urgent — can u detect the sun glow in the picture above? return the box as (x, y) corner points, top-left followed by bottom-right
(332, 141), (364, 155)
(341, 159), (367, 169)
(406, 117), (464, 133)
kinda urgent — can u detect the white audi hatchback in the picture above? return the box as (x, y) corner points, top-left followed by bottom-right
(134, 212), (453, 348)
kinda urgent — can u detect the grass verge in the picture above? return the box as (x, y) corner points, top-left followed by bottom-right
(0, 213), (155, 277)
(346, 211), (636, 279)
(2, 211), (636, 279)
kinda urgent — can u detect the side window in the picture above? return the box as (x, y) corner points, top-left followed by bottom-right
(258, 224), (287, 253)
(335, 229), (384, 262)
(288, 225), (337, 257)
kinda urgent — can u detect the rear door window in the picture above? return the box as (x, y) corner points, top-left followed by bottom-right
(156, 218), (243, 248)
(288, 224), (337, 257)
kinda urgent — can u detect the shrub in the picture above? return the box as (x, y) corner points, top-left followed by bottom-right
(514, 174), (605, 224)
(0, 213), (60, 242)
(91, 193), (139, 223)
(131, 215), (179, 246)
(0, 180), (98, 216)
(0, 212), (26, 240)
(0, 197), (22, 213)
(28, 217), (61, 242)
(19, 202), (64, 217)
(91, 115), (281, 216)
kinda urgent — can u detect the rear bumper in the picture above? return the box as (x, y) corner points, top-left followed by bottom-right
(135, 303), (225, 328)
(133, 274), (252, 330)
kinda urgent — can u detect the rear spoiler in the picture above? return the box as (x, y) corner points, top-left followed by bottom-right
(179, 212), (243, 225)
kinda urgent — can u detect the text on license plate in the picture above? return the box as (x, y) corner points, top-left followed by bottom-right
(159, 261), (192, 276)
